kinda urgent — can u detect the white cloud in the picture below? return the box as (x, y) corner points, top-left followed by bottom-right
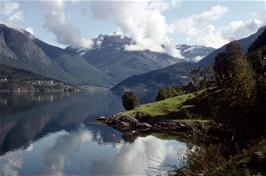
(1, 1), (24, 27)
(171, 5), (228, 48)
(107, 136), (178, 175)
(1, 0), (20, 16)
(90, 135), (186, 175)
(90, 2), (263, 53)
(192, 56), (204, 62)
(171, 5), (264, 48)
(193, 5), (228, 23)
(40, 0), (93, 49)
(43, 130), (93, 175)
(0, 150), (23, 176)
(170, 0), (182, 8)
(7, 11), (23, 26)
(90, 0), (182, 58)
(222, 19), (264, 41)
(25, 27), (34, 35)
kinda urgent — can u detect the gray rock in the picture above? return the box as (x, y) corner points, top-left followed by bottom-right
(136, 122), (152, 129)
(98, 116), (107, 120)
(120, 121), (130, 128)
(120, 116), (139, 124)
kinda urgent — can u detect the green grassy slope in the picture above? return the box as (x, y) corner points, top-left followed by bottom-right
(120, 90), (206, 119)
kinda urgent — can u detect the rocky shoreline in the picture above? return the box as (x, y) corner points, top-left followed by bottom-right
(97, 112), (211, 138)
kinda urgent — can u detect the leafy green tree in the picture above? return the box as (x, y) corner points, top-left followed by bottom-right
(122, 91), (139, 110)
(213, 42), (256, 127)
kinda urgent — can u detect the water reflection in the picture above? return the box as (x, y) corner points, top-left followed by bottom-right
(0, 91), (123, 155)
(0, 92), (187, 175)
(0, 129), (186, 176)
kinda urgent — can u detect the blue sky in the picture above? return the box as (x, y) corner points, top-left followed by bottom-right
(1, 0), (265, 56)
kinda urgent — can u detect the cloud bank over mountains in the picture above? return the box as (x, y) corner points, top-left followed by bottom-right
(90, 0), (182, 58)
(40, 0), (93, 49)
(1, 0), (265, 56)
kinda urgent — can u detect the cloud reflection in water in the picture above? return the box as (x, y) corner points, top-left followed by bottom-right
(0, 129), (186, 176)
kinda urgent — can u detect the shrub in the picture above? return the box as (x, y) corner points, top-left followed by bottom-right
(122, 91), (139, 110)
(175, 144), (253, 176)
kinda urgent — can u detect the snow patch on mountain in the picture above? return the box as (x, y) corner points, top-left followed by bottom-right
(176, 44), (215, 62)
(74, 33), (214, 62)
(106, 31), (126, 39)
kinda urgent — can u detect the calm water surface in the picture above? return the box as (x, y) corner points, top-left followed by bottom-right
(0, 91), (187, 176)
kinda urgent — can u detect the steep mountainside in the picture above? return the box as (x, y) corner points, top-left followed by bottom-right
(111, 27), (265, 96)
(0, 24), (112, 86)
(53, 54), (112, 86)
(0, 63), (49, 81)
(248, 27), (266, 53)
(33, 37), (112, 86)
(0, 24), (76, 83)
(33, 38), (74, 58)
(111, 62), (193, 96)
(0, 63), (77, 91)
(67, 33), (181, 82)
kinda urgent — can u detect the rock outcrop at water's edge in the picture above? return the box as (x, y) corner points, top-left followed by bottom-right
(96, 112), (209, 138)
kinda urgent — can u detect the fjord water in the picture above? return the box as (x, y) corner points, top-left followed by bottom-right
(0, 92), (187, 175)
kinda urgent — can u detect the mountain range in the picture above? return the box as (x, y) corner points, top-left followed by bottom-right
(111, 62), (193, 96)
(0, 24), (214, 88)
(0, 24), (112, 86)
(111, 26), (265, 96)
(68, 33), (187, 82)
(4, 23), (262, 95)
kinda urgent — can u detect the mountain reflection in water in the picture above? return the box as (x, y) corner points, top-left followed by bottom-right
(0, 92), (187, 175)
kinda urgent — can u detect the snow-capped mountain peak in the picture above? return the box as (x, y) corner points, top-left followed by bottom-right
(176, 44), (215, 62)
(107, 31), (127, 39)
(72, 33), (214, 63)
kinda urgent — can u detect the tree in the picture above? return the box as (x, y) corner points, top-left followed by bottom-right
(122, 91), (139, 110)
(247, 29), (266, 95)
(247, 48), (266, 75)
(246, 31), (266, 135)
(213, 42), (256, 127)
(188, 67), (202, 90)
(187, 66), (212, 92)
